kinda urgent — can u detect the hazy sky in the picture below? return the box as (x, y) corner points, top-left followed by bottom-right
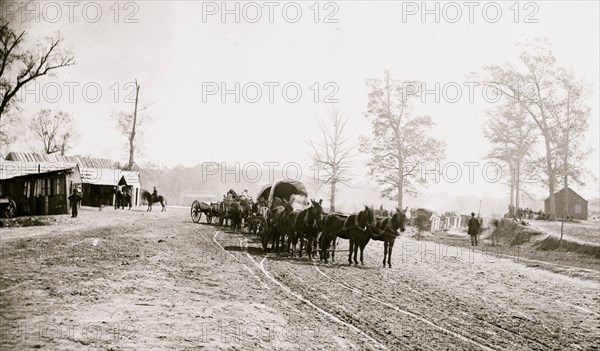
(6, 1), (600, 206)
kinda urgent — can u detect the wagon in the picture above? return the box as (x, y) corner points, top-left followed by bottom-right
(198, 190), (250, 230)
(258, 179), (310, 251)
(0, 196), (17, 218)
(190, 195), (219, 224)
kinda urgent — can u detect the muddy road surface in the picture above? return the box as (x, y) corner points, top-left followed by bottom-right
(1, 207), (598, 350)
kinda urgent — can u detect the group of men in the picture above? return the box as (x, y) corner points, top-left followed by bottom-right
(508, 205), (546, 220)
(114, 186), (133, 209)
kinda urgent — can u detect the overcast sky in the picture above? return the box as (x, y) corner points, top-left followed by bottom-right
(6, 1), (600, 206)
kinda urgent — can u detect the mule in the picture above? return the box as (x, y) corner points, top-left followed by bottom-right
(142, 191), (167, 212)
(271, 201), (294, 253)
(319, 213), (349, 263)
(346, 206), (376, 265)
(287, 209), (302, 255)
(293, 199), (323, 259)
(370, 209), (407, 268)
(323, 206), (375, 265)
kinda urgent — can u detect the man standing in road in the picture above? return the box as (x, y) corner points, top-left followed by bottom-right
(468, 212), (480, 246)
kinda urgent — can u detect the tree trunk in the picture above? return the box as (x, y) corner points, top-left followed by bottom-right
(397, 159), (403, 210)
(561, 118), (570, 242)
(330, 180), (336, 213)
(128, 80), (140, 171)
(544, 136), (557, 220)
(510, 168), (515, 208)
(515, 162), (520, 213)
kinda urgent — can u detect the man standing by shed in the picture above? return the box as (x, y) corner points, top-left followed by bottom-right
(68, 189), (82, 218)
(468, 212), (480, 246)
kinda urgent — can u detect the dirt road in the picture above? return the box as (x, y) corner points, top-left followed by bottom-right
(1, 208), (598, 350)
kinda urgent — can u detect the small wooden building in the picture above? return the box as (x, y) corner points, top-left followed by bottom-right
(0, 165), (81, 216)
(545, 187), (588, 220)
(4, 152), (142, 208)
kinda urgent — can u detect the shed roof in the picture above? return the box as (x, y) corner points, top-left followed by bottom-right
(0, 160), (140, 187)
(544, 187), (588, 203)
(0, 161), (79, 180)
(0, 164), (81, 183)
(6, 152), (115, 169)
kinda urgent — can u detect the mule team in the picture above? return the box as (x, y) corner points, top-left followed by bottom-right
(198, 194), (407, 268)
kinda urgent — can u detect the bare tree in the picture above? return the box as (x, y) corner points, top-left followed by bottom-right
(310, 105), (354, 212)
(0, 111), (21, 155)
(481, 38), (585, 220)
(117, 79), (149, 171)
(360, 70), (445, 208)
(30, 109), (75, 155)
(553, 71), (592, 240)
(484, 101), (537, 215)
(0, 19), (74, 123)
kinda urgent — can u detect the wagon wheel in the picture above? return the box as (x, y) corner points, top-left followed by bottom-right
(4, 199), (16, 218)
(191, 200), (202, 223)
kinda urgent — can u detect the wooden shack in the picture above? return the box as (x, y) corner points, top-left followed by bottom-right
(544, 187), (588, 220)
(0, 164), (81, 216)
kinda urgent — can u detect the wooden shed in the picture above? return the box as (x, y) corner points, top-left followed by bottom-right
(544, 187), (588, 220)
(0, 164), (82, 216)
(4, 152), (142, 208)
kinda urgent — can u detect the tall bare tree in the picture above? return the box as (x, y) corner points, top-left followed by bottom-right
(0, 20), (74, 123)
(552, 71), (592, 240)
(30, 109), (75, 155)
(117, 80), (148, 171)
(310, 105), (354, 212)
(553, 71), (592, 191)
(484, 101), (537, 214)
(481, 38), (582, 220)
(360, 70), (445, 208)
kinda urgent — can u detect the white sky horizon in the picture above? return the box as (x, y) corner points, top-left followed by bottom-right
(3, 1), (599, 204)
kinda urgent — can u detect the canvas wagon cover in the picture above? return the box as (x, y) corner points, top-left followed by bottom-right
(267, 179), (308, 208)
(257, 183), (272, 201)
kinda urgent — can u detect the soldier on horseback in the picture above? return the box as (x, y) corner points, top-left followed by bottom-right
(152, 187), (158, 203)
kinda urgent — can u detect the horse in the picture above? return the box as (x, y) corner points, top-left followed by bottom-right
(142, 191), (167, 212)
(370, 209), (407, 268)
(293, 199), (323, 259)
